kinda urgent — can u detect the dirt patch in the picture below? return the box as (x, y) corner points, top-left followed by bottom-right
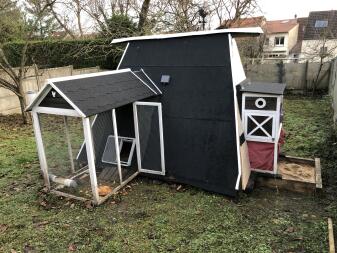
(279, 161), (316, 183)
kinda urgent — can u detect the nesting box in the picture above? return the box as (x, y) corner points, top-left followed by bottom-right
(240, 82), (286, 174)
(241, 82), (285, 143)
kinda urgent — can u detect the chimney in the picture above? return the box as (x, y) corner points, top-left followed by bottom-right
(294, 14), (297, 19)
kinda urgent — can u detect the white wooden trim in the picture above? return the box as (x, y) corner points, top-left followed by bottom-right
(82, 117), (99, 204)
(33, 107), (81, 117)
(112, 109), (123, 184)
(47, 68), (131, 83)
(133, 103), (142, 172)
(140, 69), (162, 94)
(111, 27), (263, 44)
(25, 84), (52, 111)
(32, 112), (50, 188)
(117, 43), (129, 70)
(131, 71), (157, 95)
(273, 123), (283, 174)
(101, 135), (136, 167)
(49, 82), (86, 117)
(64, 116), (75, 173)
(76, 114), (97, 160)
(228, 34), (242, 191)
(133, 102), (165, 176)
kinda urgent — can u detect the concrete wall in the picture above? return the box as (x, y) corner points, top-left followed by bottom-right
(330, 58), (337, 122)
(245, 61), (331, 91)
(0, 65), (100, 115)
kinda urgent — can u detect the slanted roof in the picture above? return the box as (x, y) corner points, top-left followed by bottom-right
(240, 81), (286, 95)
(27, 69), (158, 117)
(111, 27), (263, 44)
(220, 16), (266, 29)
(265, 19), (298, 34)
(303, 10), (337, 40)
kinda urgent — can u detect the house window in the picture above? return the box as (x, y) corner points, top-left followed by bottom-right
(315, 20), (328, 28)
(264, 37), (270, 46)
(275, 37), (285, 46)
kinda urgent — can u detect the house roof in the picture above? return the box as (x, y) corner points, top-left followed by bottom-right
(265, 19), (298, 34)
(303, 10), (337, 40)
(240, 81), (286, 95)
(27, 69), (158, 117)
(111, 27), (263, 44)
(219, 16), (266, 29)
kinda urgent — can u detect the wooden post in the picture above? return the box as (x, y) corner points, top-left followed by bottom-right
(32, 111), (50, 188)
(63, 116), (75, 173)
(328, 218), (335, 253)
(82, 117), (99, 204)
(112, 109), (123, 184)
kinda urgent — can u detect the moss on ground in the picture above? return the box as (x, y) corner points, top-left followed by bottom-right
(0, 96), (336, 253)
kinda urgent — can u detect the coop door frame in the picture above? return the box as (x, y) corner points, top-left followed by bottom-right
(244, 111), (277, 142)
(133, 102), (165, 176)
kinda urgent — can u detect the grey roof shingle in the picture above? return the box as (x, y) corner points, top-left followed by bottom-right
(51, 70), (157, 116)
(303, 10), (337, 40)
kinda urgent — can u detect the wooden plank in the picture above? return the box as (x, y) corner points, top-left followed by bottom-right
(255, 176), (316, 194)
(315, 158), (323, 189)
(235, 102), (251, 190)
(328, 218), (335, 253)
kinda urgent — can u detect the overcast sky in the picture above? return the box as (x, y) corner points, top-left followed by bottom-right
(259, 0), (336, 20)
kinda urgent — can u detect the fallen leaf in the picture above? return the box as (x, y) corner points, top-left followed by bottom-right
(39, 201), (47, 207)
(34, 221), (49, 228)
(10, 249), (17, 253)
(285, 227), (295, 233)
(0, 224), (8, 233)
(68, 243), (76, 252)
(176, 185), (182, 191)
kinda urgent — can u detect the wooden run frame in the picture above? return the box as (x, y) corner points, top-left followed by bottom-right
(31, 104), (148, 205)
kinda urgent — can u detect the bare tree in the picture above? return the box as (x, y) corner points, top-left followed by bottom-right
(0, 0), (56, 123)
(303, 30), (337, 95)
(210, 0), (260, 28)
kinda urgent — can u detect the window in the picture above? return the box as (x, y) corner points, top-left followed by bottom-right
(275, 37), (285, 46)
(264, 37), (270, 46)
(315, 20), (328, 28)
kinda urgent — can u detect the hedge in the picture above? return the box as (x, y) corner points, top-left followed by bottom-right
(2, 39), (125, 70)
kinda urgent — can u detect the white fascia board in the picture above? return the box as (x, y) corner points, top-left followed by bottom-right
(47, 68), (132, 83)
(111, 27), (263, 44)
(49, 82), (86, 117)
(25, 82), (52, 111)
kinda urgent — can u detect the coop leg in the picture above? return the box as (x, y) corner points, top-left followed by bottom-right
(82, 117), (99, 204)
(64, 116), (75, 173)
(32, 111), (50, 189)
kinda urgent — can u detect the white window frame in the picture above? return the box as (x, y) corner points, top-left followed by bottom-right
(101, 135), (136, 166)
(133, 101), (165, 176)
(274, 36), (285, 47)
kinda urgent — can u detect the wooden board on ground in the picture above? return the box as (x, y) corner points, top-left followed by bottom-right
(255, 156), (322, 194)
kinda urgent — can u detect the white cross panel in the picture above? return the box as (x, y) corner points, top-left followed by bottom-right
(247, 115), (273, 138)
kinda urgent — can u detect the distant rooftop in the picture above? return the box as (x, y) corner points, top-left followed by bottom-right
(303, 10), (337, 40)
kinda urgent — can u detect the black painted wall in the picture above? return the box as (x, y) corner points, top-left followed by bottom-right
(119, 34), (239, 197)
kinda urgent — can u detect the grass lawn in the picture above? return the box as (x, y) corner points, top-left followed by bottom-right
(0, 96), (336, 253)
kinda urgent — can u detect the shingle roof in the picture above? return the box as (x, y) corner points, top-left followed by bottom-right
(265, 19), (298, 34)
(219, 16), (266, 29)
(27, 69), (158, 117)
(303, 10), (337, 40)
(240, 81), (286, 95)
